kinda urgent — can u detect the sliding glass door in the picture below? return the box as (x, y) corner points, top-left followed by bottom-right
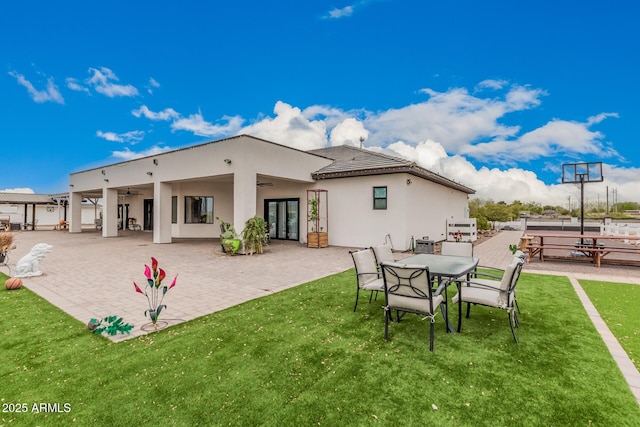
(265, 199), (299, 241)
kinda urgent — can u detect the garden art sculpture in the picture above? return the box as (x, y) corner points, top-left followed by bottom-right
(15, 243), (53, 277)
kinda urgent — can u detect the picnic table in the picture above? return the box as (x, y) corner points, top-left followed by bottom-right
(525, 232), (640, 267)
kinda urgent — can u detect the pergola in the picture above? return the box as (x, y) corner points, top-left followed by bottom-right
(0, 192), (59, 230)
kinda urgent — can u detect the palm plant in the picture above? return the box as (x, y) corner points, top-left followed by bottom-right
(242, 216), (268, 255)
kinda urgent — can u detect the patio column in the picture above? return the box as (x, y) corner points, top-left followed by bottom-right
(233, 170), (257, 234)
(153, 181), (172, 244)
(69, 191), (84, 233)
(103, 188), (119, 237)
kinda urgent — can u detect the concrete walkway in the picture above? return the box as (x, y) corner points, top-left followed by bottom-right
(7, 230), (356, 342)
(5, 228), (640, 404)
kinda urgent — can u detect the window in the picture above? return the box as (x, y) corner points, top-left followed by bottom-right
(184, 196), (214, 223)
(373, 186), (387, 210)
(171, 196), (177, 224)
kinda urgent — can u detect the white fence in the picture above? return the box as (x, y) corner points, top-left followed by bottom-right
(446, 218), (477, 242)
(600, 224), (640, 245)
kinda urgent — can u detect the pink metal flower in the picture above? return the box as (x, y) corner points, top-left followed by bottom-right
(144, 264), (152, 280)
(168, 275), (178, 290)
(133, 282), (144, 294)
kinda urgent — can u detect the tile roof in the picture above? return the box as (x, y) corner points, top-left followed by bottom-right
(308, 145), (475, 194)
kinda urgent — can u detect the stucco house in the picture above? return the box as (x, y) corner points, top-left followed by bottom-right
(68, 135), (474, 250)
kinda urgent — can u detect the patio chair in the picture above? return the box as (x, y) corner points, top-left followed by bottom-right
(380, 262), (443, 351)
(349, 249), (385, 312)
(452, 257), (525, 343)
(472, 251), (526, 314)
(440, 241), (473, 257)
(371, 244), (394, 269)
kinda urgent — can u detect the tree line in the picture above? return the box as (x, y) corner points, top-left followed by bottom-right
(470, 199), (640, 230)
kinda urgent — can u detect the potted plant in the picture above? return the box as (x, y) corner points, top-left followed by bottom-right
(307, 190), (328, 248)
(0, 232), (15, 264)
(216, 217), (241, 254)
(242, 216), (268, 255)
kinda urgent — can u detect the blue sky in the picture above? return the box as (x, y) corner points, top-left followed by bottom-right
(2, 0), (639, 206)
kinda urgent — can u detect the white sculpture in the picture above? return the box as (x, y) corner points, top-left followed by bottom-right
(15, 243), (53, 278)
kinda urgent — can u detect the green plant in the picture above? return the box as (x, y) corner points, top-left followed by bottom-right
(216, 216), (237, 239)
(88, 315), (134, 336)
(133, 257), (178, 325)
(308, 198), (319, 232)
(509, 243), (518, 254)
(216, 216), (241, 253)
(242, 216), (268, 255)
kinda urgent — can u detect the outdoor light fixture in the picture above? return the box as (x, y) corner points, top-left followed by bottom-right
(406, 179), (412, 185)
(147, 171), (153, 176)
(153, 159), (158, 165)
(224, 158), (232, 164)
(104, 179), (109, 182)
(101, 170), (105, 175)
(126, 188), (131, 196)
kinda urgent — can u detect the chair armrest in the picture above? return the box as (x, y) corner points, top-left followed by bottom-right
(472, 271), (503, 280)
(459, 279), (502, 292)
(433, 278), (452, 296)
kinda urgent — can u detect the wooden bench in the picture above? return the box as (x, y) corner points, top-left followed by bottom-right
(527, 243), (640, 267)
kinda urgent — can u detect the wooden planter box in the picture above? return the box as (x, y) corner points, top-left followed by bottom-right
(307, 232), (328, 248)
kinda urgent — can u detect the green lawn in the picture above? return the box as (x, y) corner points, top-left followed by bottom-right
(1, 270), (639, 426)
(580, 279), (640, 370)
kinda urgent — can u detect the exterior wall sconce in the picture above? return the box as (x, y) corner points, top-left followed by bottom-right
(224, 159), (232, 164)
(146, 171), (153, 176)
(101, 170), (106, 175)
(153, 159), (158, 165)
(104, 179), (109, 182)
(406, 179), (412, 185)
(69, 184), (74, 187)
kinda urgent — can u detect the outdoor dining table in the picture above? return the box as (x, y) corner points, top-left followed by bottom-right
(397, 253), (479, 333)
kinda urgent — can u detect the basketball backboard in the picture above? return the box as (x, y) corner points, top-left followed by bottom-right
(562, 162), (603, 183)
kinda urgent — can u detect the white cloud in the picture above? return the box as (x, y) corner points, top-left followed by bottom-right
(96, 130), (145, 143)
(85, 67), (138, 97)
(132, 105), (180, 121)
(8, 71), (64, 104)
(66, 77), (90, 94)
(329, 118), (368, 146)
(365, 86), (528, 151)
(326, 5), (354, 19)
(460, 118), (620, 163)
(111, 145), (173, 161)
(475, 79), (508, 91)
(240, 101), (327, 150)
(147, 77), (160, 94)
(0, 187), (35, 194)
(171, 112), (244, 137)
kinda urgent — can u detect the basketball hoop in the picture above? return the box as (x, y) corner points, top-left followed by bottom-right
(562, 162), (604, 239)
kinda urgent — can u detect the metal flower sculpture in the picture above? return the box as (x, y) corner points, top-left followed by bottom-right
(134, 257), (178, 326)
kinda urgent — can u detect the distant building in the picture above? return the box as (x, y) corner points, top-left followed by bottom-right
(68, 135), (475, 249)
(0, 192), (100, 230)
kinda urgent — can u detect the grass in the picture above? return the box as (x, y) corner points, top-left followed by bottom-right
(1, 270), (640, 426)
(580, 279), (640, 370)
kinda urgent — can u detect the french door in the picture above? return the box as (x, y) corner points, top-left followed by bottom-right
(265, 199), (299, 241)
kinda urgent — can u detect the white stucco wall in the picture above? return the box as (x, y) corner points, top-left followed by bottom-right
(0, 203), (100, 227)
(312, 173), (469, 250)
